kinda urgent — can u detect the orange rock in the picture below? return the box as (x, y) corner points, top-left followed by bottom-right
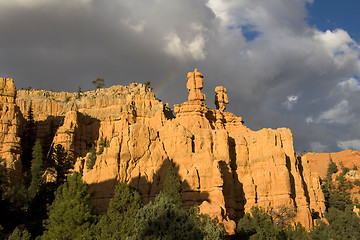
(0, 78), (22, 184)
(1, 72), (326, 235)
(303, 150), (360, 179)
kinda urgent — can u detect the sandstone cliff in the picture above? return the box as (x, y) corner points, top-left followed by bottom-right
(302, 150), (360, 203)
(0, 78), (22, 184)
(1, 71), (326, 235)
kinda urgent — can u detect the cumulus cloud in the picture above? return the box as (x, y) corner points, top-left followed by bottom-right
(308, 100), (353, 124)
(337, 139), (360, 151)
(0, 0), (360, 152)
(338, 77), (360, 93)
(164, 33), (206, 60)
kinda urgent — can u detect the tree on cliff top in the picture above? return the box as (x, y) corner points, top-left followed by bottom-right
(92, 78), (105, 90)
(42, 172), (96, 240)
(96, 182), (143, 239)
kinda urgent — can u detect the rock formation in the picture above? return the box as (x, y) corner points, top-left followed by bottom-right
(0, 71), (327, 235)
(215, 86), (228, 112)
(303, 150), (360, 179)
(187, 69), (206, 101)
(302, 150), (360, 204)
(0, 78), (22, 184)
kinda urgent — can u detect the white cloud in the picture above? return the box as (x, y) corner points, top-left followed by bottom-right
(315, 29), (360, 68)
(337, 139), (360, 151)
(338, 77), (360, 92)
(282, 95), (299, 110)
(164, 33), (206, 61)
(307, 100), (354, 124)
(310, 142), (329, 153)
(1, 0), (360, 153)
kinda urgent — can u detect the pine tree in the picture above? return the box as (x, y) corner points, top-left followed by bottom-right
(162, 163), (182, 207)
(28, 139), (44, 200)
(41, 172), (96, 240)
(21, 105), (36, 173)
(96, 182), (143, 239)
(92, 78), (105, 90)
(52, 144), (73, 186)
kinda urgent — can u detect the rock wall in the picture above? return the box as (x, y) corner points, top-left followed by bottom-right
(0, 78), (22, 184)
(1, 75), (326, 235)
(302, 150), (360, 205)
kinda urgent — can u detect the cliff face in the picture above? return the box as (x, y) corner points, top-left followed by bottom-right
(2, 72), (326, 234)
(0, 78), (22, 184)
(302, 150), (360, 204)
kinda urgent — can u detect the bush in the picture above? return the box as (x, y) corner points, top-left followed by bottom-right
(132, 193), (204, 240)
(86, 145), (96, 170)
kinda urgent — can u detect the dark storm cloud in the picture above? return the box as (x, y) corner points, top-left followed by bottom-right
(0, 0), (360, 153)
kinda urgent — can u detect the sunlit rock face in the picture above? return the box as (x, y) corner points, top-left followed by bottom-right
(0, 78), (22, 184)
(4, 70), (325, 234)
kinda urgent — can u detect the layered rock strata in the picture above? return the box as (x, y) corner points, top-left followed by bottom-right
(1, 71), (326, 235)
(0, 78), (22, 184)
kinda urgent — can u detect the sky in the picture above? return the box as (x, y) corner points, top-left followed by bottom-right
(0, 0), (359, 153)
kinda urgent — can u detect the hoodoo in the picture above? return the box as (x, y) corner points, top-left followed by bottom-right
(1, 70), (326, 234)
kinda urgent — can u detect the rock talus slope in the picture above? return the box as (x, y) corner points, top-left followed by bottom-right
(3, 71), (326, 234)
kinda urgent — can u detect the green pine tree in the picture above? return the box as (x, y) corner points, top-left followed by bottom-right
(52, 144), (73, 186)
(21, 105), (36, 174)
(162, 163), (182, 207)
(132, 193), (203, 240)
(96, 182), (143, 239)
(41, 172), (96, 240)
(28, 139), (44, 200)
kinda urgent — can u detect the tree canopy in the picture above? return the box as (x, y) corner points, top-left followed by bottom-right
(41, 172), (96, 240)
(96, 182), (143, 239)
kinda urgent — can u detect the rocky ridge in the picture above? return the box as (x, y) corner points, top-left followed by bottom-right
(1, 71), (326, 234)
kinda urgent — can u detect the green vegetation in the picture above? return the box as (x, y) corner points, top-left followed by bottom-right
(92, 78), (105, 89)
(97, 138), (106, 155)
(76, 86), (82, 99)
(133, 193), (202, 240)
(41, 172), (96, 240)
(20, 105), (36, 175)
(28, 139), (44, 200)
(2, 128), (360, 239)
(8, 226), (31, 240)
(86, 144), (97, 170)
(96, 182), (143, 239)
(162, 163), (182, 207)
(52, 144), (73, 185)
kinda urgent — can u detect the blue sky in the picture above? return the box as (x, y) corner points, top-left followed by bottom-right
(0, 0), (359, 153)
(307, 0), (360, 41)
